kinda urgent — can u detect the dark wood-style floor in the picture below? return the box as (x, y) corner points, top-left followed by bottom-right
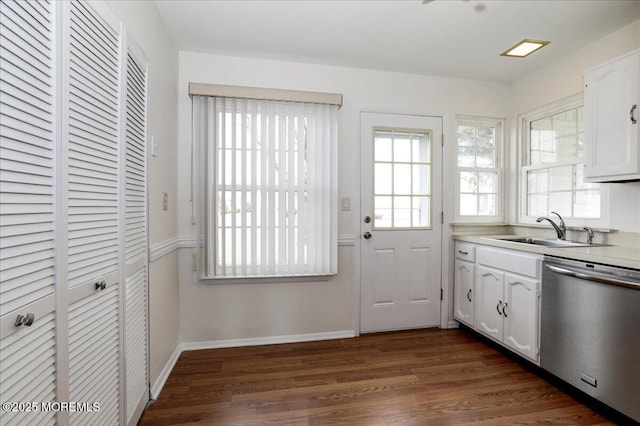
(139, 328), (615, 425)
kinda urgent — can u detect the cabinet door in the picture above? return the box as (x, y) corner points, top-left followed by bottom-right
(503, 273), (539, 363)
(475, 265), (504, 342)
(454, 259), (474, 327)
(584, 50), (640, 181)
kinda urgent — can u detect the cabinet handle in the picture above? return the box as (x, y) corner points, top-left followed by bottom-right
(95, 280), (107, 291)
(631, 104), (637, 124)
(502, 302), (508, 318)
(458, 250), (468, 255)
(467, 289), (472, 302)
(496, 300), (503, 316)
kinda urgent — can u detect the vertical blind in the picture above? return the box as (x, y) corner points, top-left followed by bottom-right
(193, 96), (338, 278)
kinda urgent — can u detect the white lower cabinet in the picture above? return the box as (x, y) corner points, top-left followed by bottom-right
(476, 265), (504, 341)
(502, 273), (539, 361)
(476, 266), (540, 362)
(453, 243), (476, 327)
(454, 259), (475, 327)
(454, 242), (541, 364)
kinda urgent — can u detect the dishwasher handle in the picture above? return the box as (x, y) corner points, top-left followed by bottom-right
(545, 264), (640, 290)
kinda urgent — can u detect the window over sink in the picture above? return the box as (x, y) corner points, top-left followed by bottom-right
(519, 94), (606, 227)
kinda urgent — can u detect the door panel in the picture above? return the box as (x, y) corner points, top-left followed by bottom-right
(371, 248), (396, 305)
(360, 112), (442, 333)
(68, 283), (120, 425)
(409, 247), (431, 302)
(123, 44), (149, 425)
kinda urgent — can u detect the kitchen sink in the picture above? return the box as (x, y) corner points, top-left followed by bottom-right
(488, 236), (608, 248)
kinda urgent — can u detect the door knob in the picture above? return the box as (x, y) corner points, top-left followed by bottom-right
(15, 312), (35, 327)
(363, 231), (372, 239)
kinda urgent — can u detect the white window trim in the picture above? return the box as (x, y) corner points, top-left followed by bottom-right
(517, 94), (609, 228)
(454, 115), (505, 224)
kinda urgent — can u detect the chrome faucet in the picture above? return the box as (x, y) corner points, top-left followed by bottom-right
(536, 211), (566, 240)
(583, 227), (594, 244)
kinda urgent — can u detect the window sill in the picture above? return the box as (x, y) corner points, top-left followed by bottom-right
(512, 222), (614, 233)
(450, 222), (508, 227)
(198, 273), (336, 285)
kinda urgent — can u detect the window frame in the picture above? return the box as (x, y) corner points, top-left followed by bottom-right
(372, 126), (434, 230)
(454, 115), (505, 223)
(518, 94), (609, 228)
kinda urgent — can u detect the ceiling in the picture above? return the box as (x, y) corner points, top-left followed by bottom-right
(154, 0), (640, 83)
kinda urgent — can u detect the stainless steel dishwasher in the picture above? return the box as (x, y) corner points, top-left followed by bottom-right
(540, 255), (640, 422)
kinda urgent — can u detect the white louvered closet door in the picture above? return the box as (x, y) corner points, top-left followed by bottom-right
(64, 1), (122, 424)
(0, 1), (57, 425)
(123, 45), (149, 425)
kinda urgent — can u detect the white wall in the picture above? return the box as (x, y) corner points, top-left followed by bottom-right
(104, 0), (180, 390)
(508, 20), (640, 234)
(177, 52), (512, 343)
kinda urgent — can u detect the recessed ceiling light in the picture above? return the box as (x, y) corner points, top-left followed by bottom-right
(500, 39), (550, 58)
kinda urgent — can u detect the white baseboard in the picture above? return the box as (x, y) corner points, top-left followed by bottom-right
(150, 345), (182, 400)
(447, 320), (460, 328)
(181, 330), (355, 352)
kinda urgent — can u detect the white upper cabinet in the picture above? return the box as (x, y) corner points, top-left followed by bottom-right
(583, 49), (640, 182)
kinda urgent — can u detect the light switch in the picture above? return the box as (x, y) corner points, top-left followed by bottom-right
(341, 196), (351, 211)
(162, 192), (168, 211)
(150, 136), (157, 157)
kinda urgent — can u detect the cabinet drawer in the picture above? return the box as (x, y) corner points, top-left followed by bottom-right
(477, 246), (541, 279)
(455, 242), (476, 262)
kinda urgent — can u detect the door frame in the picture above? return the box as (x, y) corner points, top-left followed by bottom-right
(351, 107), (454, 335)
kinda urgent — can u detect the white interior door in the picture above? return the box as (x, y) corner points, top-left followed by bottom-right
(0, 1), (58, 423)
(65, 2), (122, 423)
(360, 112), (442, 333)
(123, 43), (149, 426)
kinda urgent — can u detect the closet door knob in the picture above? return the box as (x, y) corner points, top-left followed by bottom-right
(95, 280), (107, 290)
(15, 313), (35, 327)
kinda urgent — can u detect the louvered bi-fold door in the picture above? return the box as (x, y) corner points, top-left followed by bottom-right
(0, 1), (57, 425)
(64, 1), (122, 424)
(123, 46), (149, 425)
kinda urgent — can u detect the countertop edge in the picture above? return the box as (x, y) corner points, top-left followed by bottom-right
(453, 235), (640, 270)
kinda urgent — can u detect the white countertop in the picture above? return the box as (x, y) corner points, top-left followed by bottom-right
(453, 234), (640, 270)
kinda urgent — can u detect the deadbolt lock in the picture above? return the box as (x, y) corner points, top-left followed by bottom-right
(363, 216), (371, 223)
